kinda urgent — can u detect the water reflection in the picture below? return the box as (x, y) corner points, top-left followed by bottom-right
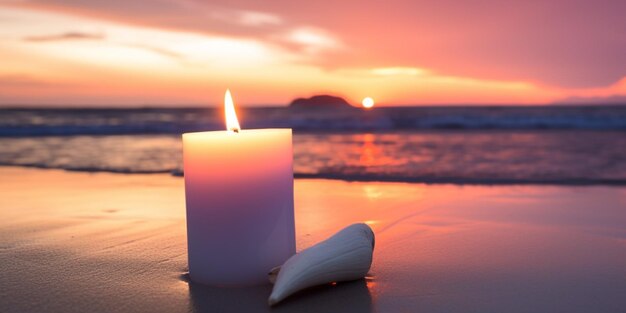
(1, 130), (624, 184)
(359, 133), (377, 167)
(187, 276), (372, 313)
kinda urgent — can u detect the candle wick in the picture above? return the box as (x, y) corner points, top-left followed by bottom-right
(231, 128), (239, 133)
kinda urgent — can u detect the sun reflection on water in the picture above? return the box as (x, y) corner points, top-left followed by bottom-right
(359, 133), (378, 167)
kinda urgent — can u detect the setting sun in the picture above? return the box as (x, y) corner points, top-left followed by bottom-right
(362, 97), (375, 109)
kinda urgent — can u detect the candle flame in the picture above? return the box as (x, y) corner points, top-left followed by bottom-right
(225, 89), (241, 133)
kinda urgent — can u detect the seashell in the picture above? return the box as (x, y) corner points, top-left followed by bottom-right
(268, 223), (375, 306)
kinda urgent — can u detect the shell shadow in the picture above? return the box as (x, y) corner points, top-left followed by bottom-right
(186, 276), (372, 313)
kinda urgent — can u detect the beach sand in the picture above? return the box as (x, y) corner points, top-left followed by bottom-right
(1, 167), (625, 312)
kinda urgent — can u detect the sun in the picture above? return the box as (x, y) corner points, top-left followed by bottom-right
(362, 97), (375, 109)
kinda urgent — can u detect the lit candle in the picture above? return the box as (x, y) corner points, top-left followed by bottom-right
(183, 90), (295, 286)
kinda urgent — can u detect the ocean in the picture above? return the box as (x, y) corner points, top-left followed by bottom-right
(1, 106), (625, 184)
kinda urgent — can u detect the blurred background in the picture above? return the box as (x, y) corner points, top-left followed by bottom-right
(1, 0), (625, 185)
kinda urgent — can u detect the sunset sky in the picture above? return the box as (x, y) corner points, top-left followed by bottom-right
(0, 0), (625, 106)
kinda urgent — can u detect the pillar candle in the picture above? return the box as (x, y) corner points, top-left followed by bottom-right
(183, 90), (295, 286)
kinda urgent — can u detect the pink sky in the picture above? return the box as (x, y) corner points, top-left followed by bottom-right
(0, 0), (624, 106)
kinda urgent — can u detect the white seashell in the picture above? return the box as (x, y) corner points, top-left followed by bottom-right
(268, 223), (375, 306)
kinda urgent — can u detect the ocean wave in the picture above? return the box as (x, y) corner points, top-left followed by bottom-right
(1, 106), (625, 136)
(1, 125), (625, 186)
(2, 163), (626, 185)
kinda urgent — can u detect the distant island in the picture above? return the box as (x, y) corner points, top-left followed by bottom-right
(289, 95), (355, 110)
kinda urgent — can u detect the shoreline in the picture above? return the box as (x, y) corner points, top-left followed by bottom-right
(2, 164), (626, 186)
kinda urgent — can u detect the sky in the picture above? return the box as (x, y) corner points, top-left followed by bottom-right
(0, 0), (625, 107)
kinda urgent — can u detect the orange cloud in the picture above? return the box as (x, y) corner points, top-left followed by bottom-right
(0, 2), (624, 106)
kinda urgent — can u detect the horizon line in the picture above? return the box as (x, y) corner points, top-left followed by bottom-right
(1, 102), (626, 109)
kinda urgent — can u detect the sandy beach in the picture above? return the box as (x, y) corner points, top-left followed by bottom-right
(1, 166), (625, 312)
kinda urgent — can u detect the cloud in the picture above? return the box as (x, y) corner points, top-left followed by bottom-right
(123, 43), (183, 60)
(287, 28), (337, 47)
(553, 94), (626, 105)
(10, 1), (342, 55)
(277, 27), (343, 57)
(0, 74), (77, 88)
(23, 31), (105, 42)
(236, 11), (282, 26)
(371, 67), (427, 76)
(4, 0), (625, 91)
(0, 74), (49, 86)
(209, 9), (282, 27)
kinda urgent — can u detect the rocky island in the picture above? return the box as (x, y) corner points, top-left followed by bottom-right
(288, 95), (355, 110)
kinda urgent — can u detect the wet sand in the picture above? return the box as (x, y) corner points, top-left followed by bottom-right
(1, 167), (625, 312)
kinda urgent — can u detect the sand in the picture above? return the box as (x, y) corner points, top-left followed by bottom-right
(0, 166), (625, 312)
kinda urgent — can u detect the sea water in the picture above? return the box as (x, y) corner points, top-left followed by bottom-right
(1, 106), (625, 184)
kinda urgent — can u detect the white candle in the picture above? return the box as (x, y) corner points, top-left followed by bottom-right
(183, 90), (295, 286)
